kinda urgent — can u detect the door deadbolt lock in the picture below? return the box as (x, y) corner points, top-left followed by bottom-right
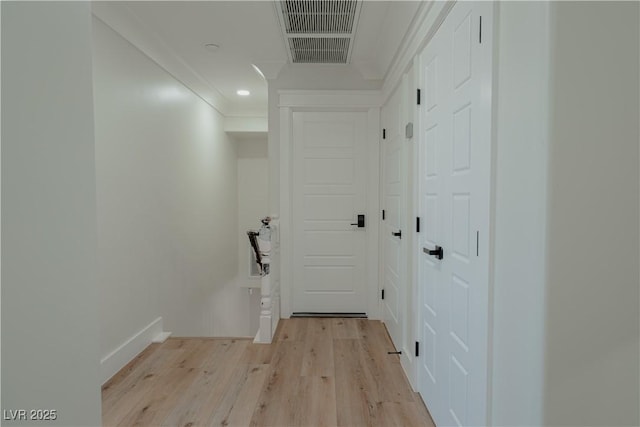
(351, 214), (365, 228)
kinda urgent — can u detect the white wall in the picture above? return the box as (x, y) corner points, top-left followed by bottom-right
(2, 3), (102, 425)
(268, 64), (383, 217)
(1, 0), (3, 413)
(490, 2), (551, 424)
(492, 2), (640, 425)
(543, 3), (639, 425)
(236, 137), (269, 290)
(267, 65), (384, 320)
(93, 16), (253, 365)
(377, 2), (639, 425)
(268, 64), (381, 223)
(235, 138), (268, 337)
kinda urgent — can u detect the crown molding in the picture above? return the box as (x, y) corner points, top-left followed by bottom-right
(381, 0), (455, 105)
(252, 60), (287, 80)
(92, 2), (231, 116)
(353, 59), (384, 80)
(224, 116), (268, 134)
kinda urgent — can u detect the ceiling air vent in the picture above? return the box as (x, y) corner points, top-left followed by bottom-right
(275, 0), (362, 64)
(288, 37), (349, 63)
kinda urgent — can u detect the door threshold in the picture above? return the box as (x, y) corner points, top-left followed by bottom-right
(291, 312), (367, 318)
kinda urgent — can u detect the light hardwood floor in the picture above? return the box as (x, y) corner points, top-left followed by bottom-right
(102, 318), (435, 427)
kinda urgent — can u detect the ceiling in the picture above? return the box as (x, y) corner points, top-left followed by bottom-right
(94, 1), (420, 117)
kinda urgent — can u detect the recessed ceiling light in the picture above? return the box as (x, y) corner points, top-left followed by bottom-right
(204, 43), (220, 52)
(237, 90), (250, 96)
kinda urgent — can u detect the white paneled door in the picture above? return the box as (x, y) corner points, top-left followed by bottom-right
(292, 112), (368, 313)
(417, 2), (493, 426)
(381, 86), (406, 351)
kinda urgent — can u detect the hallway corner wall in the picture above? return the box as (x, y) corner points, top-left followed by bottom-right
(2, 3), (102, 425)
(543, 2), (640, 425)
(490, 2), (552, 425)
(267, 65), (383, 319)
(236, 137), (268, 292)
(235, 137), (268, 338)
(93, 17), (249, 367)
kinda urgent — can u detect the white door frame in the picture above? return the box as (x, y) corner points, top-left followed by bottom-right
(379, 77), (409, 355)
(278, 90), (382, 319)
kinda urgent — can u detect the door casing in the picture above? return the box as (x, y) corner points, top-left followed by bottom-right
(278, 91), (382, 319)
(380, 85), (406, 350)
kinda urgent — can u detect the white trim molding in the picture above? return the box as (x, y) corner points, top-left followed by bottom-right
(224, 116), (268, 134)
(91, 3), (230, 116)
(381, 1), (455, 105)
(278, 90), (382, 109)
(375, 0), (459, 396)
(100, 317), (170, 385)
(278, 90), (381, 319)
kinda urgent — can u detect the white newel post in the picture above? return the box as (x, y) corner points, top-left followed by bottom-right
(258, 221), (271, 343)
(253, 217), (278, 343)
(249, 216), (280, 343)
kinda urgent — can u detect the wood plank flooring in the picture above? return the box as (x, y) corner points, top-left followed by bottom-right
(102, 318), (435, 427)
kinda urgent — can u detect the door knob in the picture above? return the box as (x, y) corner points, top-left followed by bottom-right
(423, 245), (443, 260)
(351, 214), (365, 228)
(392, 230), (402, 239)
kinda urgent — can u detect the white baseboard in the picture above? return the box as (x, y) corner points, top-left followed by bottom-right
(100, 316), (170, 384)
(152, 331), (172, 343)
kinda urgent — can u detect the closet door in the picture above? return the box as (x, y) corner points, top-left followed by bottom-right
(381, 84), (406, 352)
(291, 111), (368, 313)
(417, 24), (449, 423)
(417, 2), (493, 425)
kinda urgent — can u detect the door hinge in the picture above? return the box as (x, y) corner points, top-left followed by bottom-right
(415, 341), (420, 357)
(416, 217), (421, 233)
(382, 128), (386, 139)
(479, 16), (482, 44)
(416, 89), (421, 105)
(381, 289), (385, 300)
